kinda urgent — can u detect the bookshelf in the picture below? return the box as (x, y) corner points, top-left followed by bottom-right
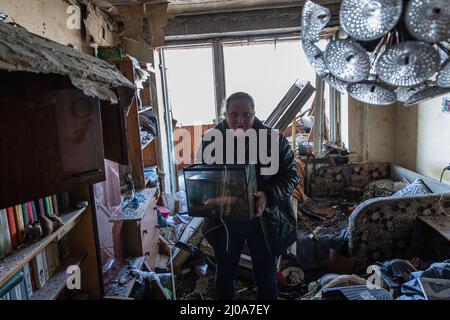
(0, 207), (86, 287)
(0, 185), (104, 300)
(91, 53), (162, 299)
(30, 252), (86, 301)
(117, 58), (160, 190)
(0, 71), (112, 300)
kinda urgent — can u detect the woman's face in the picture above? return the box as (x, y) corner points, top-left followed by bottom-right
(225, 99), (255, 132)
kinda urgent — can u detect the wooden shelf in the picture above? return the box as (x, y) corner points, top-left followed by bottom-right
(141, 141), (151, 150)
(104, 256), (145, 298)
(110, 188), (157, 222)
(141, 137), (155, 151)
(0, 207), (87, 287)
(30, 252), (86, 300)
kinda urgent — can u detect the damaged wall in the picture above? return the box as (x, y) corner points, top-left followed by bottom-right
(0, 0), (90, 53)
(396, 98), (450, 184)
(395, 104), (418, 171)
(347, 97), (397, 164)
(347, 95), (450, 185)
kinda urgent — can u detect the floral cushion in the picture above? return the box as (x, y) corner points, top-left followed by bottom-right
(362, 179), (408, 201)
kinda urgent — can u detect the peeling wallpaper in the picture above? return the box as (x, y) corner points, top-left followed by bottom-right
(0, 0), (89, 53)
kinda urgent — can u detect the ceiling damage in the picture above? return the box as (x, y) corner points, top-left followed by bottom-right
(73, 0), (340, 53)
(0, 21), (134, 104)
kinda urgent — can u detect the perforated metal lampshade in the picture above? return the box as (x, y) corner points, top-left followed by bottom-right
(324, 74), (348, 94)
(348, 81), (397, 105)
(324, 39), (371, 83)
(437, 59), (450, 88)
(404, 85), (450, 106)
(395, 84), (426, 102)
(405, 0), (450, 43)
(340, 0), (403, 41)
(376, 41), (440, 87)
(302, 40), (328, 77)
(301, 0), (331, 43)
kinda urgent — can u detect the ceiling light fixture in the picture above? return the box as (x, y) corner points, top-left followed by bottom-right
(301, 0), (450, 106)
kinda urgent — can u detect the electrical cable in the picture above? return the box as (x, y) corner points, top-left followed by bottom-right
(220, 166), (230, 252)
(440, 166), (450, 183)
(438, 192), (450, 217)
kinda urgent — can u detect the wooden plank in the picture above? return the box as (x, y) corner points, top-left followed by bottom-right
(143, 139), (158, 168)
(141, 207), (159, 270)
(119, 60), (145, 190)
(0, 208), (87, 287)
(30, 252), (86, 300)
(67, 186), (103, 299)
(128, 101), (146, 189)
(100, 99), (129, 165)
(419, 215), (450, 242)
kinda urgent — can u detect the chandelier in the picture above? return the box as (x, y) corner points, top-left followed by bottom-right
(301, 0), (450, 106)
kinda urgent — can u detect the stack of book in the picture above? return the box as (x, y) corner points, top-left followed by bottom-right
(0, 235), (69, 300)
(0, 193), (70, 259)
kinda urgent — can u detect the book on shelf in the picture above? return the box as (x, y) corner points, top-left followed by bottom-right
(31, 201), (38, 222)
(0, 270), (24, 299)
(11, 282), (24, 300)
(58, 234), (70, 262)
(45, 242), (60, 277)
(6, 207), (18, 250)
(0, 208), (12, 256)
(0, 236), (70, 300)
(0, 265), (35, 300)
(14, 205), (25, 244)
(22, 263), (34, 299)
(31, 251), (48, 290)
(44, 197), (53, 217)
(26, 202), (34, 225)
(18, 279), (27, 300)
(28, 261), (38, 292)
(0, 210), (5, 259)
(41, 249), (50, 283)
(52, 195), (59, 216)
(38, 199), (45, 219)
(21, 203), (29, 227)
(9, 284), (17, 300)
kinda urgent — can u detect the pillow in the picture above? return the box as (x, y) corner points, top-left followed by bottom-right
(362, 179), (404, 201)
(392, 178), (431, 197)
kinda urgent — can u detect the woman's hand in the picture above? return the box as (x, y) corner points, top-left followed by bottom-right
(254, 191), (267, 217)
